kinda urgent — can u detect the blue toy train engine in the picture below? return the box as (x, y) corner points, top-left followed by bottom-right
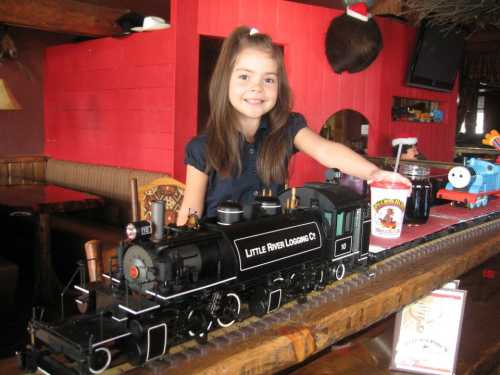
(438, 157), (500, 208)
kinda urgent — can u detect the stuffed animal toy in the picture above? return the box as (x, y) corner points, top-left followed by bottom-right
(482, 130), (500, 150)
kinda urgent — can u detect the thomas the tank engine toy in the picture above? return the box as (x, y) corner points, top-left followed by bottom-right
(437, 157), (500, 208)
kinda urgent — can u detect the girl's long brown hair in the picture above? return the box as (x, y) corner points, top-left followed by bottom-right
(206, 26), (293, 186)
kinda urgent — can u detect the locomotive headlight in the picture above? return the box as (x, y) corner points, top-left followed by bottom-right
(126, 223), (137, 240)
(448, 166), (473, 189)
(125, 220), (152, 240)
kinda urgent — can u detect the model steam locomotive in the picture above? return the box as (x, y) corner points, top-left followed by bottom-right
(20, 182), (370, 375)
(437, 157), (500, 208)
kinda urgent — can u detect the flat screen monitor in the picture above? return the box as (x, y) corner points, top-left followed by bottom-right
(406, 22), (465, 92)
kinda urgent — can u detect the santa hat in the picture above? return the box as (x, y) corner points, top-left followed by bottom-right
(346, 2), (370, 22)
(392, 137), (418, 147)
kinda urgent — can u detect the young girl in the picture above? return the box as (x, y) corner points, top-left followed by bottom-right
(177, 26), (410, 225)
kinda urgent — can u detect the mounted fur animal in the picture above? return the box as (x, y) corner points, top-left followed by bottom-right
(0, 27), (17, 62)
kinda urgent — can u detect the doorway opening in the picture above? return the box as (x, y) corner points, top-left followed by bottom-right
(197, 36), (223, 133)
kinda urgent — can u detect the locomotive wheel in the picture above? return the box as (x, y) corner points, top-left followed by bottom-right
(17, 348), (38, 373)
(288, 272), (309, 302)
(289, 272), (304, 292)
(481, 196), (488, 206)
(88, 347), (112, 374)
(187, 309), (212, 343)
(249, 286), (268, 317)
(128, 319), (145, 338)
(335, 263), (346, 280)
(217, 293), (241, 328)
(315, 269), (326, 290)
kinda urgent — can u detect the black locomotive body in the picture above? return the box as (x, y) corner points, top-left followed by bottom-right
(20, 183), (371, 375)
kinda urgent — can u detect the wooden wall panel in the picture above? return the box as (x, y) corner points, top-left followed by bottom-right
(44, 28), (177, 174)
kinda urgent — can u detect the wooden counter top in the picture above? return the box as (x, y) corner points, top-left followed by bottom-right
(124, 215), (500, 375)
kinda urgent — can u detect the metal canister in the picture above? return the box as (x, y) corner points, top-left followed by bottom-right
(217, 201), (244, 225)
(400, 164), (432, 225)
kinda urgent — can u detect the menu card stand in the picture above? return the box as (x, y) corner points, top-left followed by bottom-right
(390, 286), (467, 375)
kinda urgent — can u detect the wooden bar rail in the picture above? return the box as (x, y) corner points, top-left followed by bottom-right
(366, 156), (460, 171)
(125, 217), (500, 375)
(455, 146), (500, 157)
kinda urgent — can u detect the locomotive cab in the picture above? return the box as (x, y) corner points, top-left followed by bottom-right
(279, 183), (370, 279)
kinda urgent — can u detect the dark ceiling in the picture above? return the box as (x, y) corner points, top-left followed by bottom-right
(80, 0), (170, 22)
(0, 0), (171, 37)
(1, 0), (499, 51)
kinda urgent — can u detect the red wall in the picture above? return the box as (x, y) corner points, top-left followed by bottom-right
(44, 28), (177, 172)
(44, 0), (458, 185)
(376, 19), (458, 164)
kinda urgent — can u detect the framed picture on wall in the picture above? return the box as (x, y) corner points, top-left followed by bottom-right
(390, 287), (467, 375)
(391, 96), (443, 123)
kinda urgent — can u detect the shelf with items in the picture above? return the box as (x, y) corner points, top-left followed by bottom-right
(392, 96), (444, 123)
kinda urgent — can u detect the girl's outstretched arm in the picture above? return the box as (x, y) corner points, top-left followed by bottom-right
(294, 127), (411, 186)
(177, 165), (208, 226)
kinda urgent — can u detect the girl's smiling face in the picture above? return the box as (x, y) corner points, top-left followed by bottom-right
(229, 47), (279, 128)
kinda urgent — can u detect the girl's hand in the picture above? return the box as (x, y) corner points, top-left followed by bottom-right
(367, 169), (412, 188)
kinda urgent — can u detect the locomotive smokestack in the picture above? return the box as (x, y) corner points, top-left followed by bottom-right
(152, 200), (165, 242)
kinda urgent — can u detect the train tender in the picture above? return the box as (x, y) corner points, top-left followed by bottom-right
(437, 157), (500, 208)
(20, 182), (370, 375)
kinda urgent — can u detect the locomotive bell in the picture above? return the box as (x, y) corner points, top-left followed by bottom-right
(255, 196), (282, 216)
(217, 201), (243, 225)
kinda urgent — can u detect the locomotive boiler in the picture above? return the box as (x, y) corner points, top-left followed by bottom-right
(20, 182), (370, 375)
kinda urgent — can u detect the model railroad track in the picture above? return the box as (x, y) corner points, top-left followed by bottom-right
(134, 214), (500, 373)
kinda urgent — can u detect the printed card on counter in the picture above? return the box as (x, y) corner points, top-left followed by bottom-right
(390, 288), (467, 375)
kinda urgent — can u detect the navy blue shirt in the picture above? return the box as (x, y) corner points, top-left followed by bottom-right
(184, 112), (308, 218)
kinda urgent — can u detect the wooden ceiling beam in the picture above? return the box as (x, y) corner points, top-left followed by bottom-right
(0, 0), (129, 37)
(284, 0), (345, 10)
(370, 0), (403, 16)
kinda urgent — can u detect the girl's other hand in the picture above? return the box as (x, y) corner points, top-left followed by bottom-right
(367, 169), (412, 189)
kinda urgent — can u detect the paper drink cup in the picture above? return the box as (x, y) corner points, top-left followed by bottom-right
(370, 181), (410, 239)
